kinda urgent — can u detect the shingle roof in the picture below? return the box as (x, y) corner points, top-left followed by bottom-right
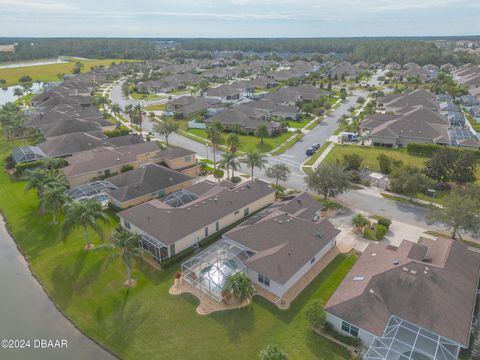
(325, 238), (480, 347)
(118, 180), (275, 246)
(108, 164), (192, 202)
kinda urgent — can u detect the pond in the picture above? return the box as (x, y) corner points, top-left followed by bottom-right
(0, 216), (117, 360)
(0, 83), (44, 106)
(0, 58), (68, 70)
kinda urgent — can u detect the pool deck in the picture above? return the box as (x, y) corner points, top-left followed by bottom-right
(169, 279), (250, 315)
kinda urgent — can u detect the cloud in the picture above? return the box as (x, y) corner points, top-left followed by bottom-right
(0, 0), (77, 12)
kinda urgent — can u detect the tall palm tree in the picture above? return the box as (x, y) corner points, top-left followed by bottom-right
(241, 151), (268, 180)
(38, 186), (70, 224)
(255, 124), (269, 144)
(206, 121), (223, 171)
(218, 152), (234, 180)
(110, 103), (122, 125)
(96, 96), (108, 111)
(25, 169), (68, 197)
(96, 225), (143, 287)
(124, 104), (134, 129)
(132, 103), (145, 135)
(61, 198), (110, 250)
(223, 272), (255, 304)
(227, 133), (240, 178)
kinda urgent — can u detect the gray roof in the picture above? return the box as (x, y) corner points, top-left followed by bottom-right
(226, 212), (339, 285)
(108, 164), (192, 202)
(118, 180), (275, 246)
(325, 238), (480, 347)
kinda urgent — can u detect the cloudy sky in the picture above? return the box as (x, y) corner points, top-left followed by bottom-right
(1, 0), (480, 37)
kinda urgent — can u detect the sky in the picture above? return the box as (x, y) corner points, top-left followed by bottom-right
(1, 0), (480, 38)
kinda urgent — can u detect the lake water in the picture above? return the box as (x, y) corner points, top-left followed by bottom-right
(0, 216), (117, 360)
(0, 83), (44, 106)
(0, 59), (68, 69)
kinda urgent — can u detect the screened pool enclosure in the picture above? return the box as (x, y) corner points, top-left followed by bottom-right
(12, 146), (46, 164)
(364, 316), (460, 360)
(65, 181), (118, 205)
(181, 240), (250, 302)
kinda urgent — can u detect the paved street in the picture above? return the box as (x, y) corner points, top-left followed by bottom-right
(106, 73), (449, 234)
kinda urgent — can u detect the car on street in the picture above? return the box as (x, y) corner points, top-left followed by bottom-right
(306, 146), (316, 156)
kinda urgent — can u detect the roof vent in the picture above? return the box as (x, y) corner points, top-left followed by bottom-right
(371, 253), (377, 257)
(353, 276), (364, 281)
(187, 208), (191, 211)
(393, 260), (399, 265)
(410, 270), (417, 275)
(278, 220), (283, 224)
(166, 211), (170, 214)
(315, 234), (322, 239)
(369, 289), (375, 295)
(194, 204), (198, 208)
(402, 267), (409, 272)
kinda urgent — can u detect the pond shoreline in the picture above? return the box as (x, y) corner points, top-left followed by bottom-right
(0, 209), (119, 360)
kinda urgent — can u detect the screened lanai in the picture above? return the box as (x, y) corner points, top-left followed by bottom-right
(12, 146), (46, 164)
(161, 188), (199, 207)
(181, 240), (250, 302)
(364, 316), (460, 360)
(65, 181), (118, 203)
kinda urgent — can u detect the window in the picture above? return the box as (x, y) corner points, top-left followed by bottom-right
(124, 221), (131, 229)
(184, 155), (192, 163)
(341, 321), (359, 337)
(204, 227), (209, 237)
(258, 274), (270, 287)
(215, 221), (219, 232)
(310, 256), (316, 264)
(243, 207), (249, 218)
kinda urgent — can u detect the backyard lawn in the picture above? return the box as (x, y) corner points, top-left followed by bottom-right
(0, 134), (356, 360)
(187, 128), (292, 153)
(0, 59), (134, 87)
(324, 144), (428, 170)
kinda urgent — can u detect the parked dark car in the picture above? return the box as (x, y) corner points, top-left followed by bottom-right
(306, 147), (316, 156)
(312, 143), (321, 150)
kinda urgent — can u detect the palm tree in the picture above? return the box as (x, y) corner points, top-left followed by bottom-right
(206, 121), (223, 171)
(96, 96), (108, 111)
(241, 151), (267, 180)
(124, 104), (134, 129)
(255, 124), (269, 144)
(96, 225), (143, 287)
(223, 272), (255, 304)
(38, 186), (70, 224)
(218, 152), (234, 180)
(227, 133), (240, 178)
(110, 103), (122, 125)
(61, 198), (110, 250)
(25, 169), (68, 197)
(132, 103), (145, 135)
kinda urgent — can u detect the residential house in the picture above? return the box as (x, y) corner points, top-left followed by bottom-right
(118, 180), (276, 262)
(325, 238), (480, 359)
(62, 142), (163, 187)
(328, 62), (357, 80)
(108, 164), (193, 209)
(223, 193), (339, 298)
(166, 96), (217, 118)
(205, 85), (243, 103)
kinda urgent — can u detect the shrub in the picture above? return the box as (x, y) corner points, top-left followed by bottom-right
(352, 214), (369, 228)
(104, 127), (130, 137)
(230, 176), (241, 183)
(323, 322), (362, 348)
(5, 155), (15, 170)
(375, 224), (388, 240)
(160, 247), (195, 270)
(213, 169), (224, 179)
(14, 160), (44, 174)
(363, 226), (376, 241)
(343, 154), (363, 171)
(377, 217), (392, 229)
(120, 164), (134, 173)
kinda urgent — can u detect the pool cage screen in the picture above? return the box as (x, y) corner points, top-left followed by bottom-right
(65, 181), (118, 201)
(12, 146), (46, 164)
(181, 240), (250, 302)
(364, 315), (460, 360)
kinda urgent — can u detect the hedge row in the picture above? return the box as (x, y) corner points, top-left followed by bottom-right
(406, 143), (480, 159)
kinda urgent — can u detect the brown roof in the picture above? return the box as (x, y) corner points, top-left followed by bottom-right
(325, 238), (480, 346)
(118, 180), (275, 246)
(226, 213), (339, 285)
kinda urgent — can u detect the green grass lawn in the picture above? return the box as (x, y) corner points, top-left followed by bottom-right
(187, 128), (292, 153)
(324, 144), (428, 170)
(130, 91), (165, 101)
(304, 142), (331, 167)
(145, 103), (166, 111)
(287, 117), (312, 129)
(0, 59), (135, 87)
(0, 134), (356, 360)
